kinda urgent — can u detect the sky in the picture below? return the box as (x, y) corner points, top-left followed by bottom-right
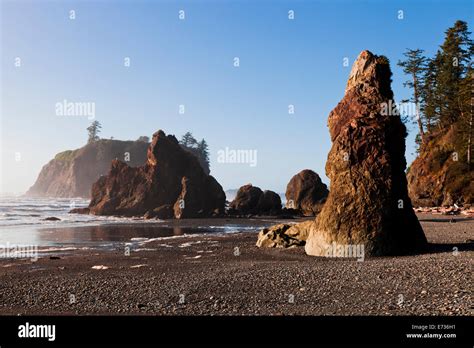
(1, 0), (473, 195)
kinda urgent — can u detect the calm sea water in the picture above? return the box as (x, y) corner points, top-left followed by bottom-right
(0, 196), (280, 254)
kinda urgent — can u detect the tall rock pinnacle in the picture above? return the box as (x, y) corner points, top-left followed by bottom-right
(305, 50), (427, 257)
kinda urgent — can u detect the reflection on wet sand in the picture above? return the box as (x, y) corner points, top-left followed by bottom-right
(36, 224), (188, 245)
(27, 218), (292, 248)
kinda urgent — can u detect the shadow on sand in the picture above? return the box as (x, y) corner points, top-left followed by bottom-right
(417, 217), (472, 223)
(425, 241), (474, 254)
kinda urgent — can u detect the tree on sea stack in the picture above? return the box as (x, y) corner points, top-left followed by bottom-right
(305, 50), (428, 257)
(87, 120), (102, 144)
(197, 139), (210, 170)
(180, 132), (198, 148)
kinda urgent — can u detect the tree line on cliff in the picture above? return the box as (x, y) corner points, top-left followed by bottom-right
(400, 20), (473, 206)
(87, 121), (210, 174)
(398, 20), (473, 167)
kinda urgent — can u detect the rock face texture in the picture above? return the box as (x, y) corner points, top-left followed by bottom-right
(305, 50), (427, 257)
(229, 184), (263, 214)
(26, 140), (149, 198)
(76, 130), (226, 218)
(257, 190), (283, 213)
(285, 169), (329, 215)
(229, 184), (282, 215)
(256, 220), (315, 248)
(407, 128), (474, 207)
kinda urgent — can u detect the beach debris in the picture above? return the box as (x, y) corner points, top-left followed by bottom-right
(178, 241), (202, 248)
(184, 255), (202, 260)
(285, 169), (328, 216)
(414, 206), (473, 217)
(91, 265), (109, 270)
(130, 264), (148, 268)
(157, 244), (173, 248)
(305, 50), (427, 257)
(256, 221), (314, 248)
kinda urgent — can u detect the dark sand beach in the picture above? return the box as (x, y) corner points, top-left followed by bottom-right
(0, 214), (472, 316)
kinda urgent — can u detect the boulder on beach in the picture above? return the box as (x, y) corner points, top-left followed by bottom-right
(305, 50), (428, 257)
(256, 220), (315, 248)
(72, 130), (226, 219)
(285, 169), (329, 216)
(229, 184), (282, 215)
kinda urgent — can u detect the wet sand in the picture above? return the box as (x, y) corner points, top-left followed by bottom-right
(0, 214), (472, 315)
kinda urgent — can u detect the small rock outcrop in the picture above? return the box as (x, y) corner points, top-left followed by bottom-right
(305, 50), (427, 257)
(256, 220), (314, 248)
(73, 130), (226, 219)
(285, 169), (329, 215)
(229, 184), (282, 215)
(42, 217), (61, 221)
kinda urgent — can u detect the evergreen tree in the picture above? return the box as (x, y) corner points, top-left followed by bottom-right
(197, 139), (210, 169)
(137, 136), (149, 142)
(436, 20), (473, 127)
(179, 132), (210, 174)
(398, 49), (427, 142)
(180, 132), (198, 148)
(458, 68), (473, 167)
(421, 53), (443, 132)
(87, 121), (102, 144)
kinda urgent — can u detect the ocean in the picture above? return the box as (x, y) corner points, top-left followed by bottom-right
(0, 196), (281, 257)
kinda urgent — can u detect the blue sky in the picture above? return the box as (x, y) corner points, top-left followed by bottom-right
(1, 0), (473, 194)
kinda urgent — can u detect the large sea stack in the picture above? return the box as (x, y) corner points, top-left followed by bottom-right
(26, 139), (149, 198)
(74, 130), (226, 219)
(305, 50), (427, 257)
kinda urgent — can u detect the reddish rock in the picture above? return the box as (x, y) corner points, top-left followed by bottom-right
(257, 190), (282, 214)
(285, 169), (328, 216)
(305, 50), (427, 257)
(76, 130), (226, 218)
(144, 205), (173, 220)
(407, 128), (474, 207)
(229, 184), (281, 215)
(229, 184), (263, 214)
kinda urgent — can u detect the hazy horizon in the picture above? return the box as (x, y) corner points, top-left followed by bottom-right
(1, 0), (472, 195)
